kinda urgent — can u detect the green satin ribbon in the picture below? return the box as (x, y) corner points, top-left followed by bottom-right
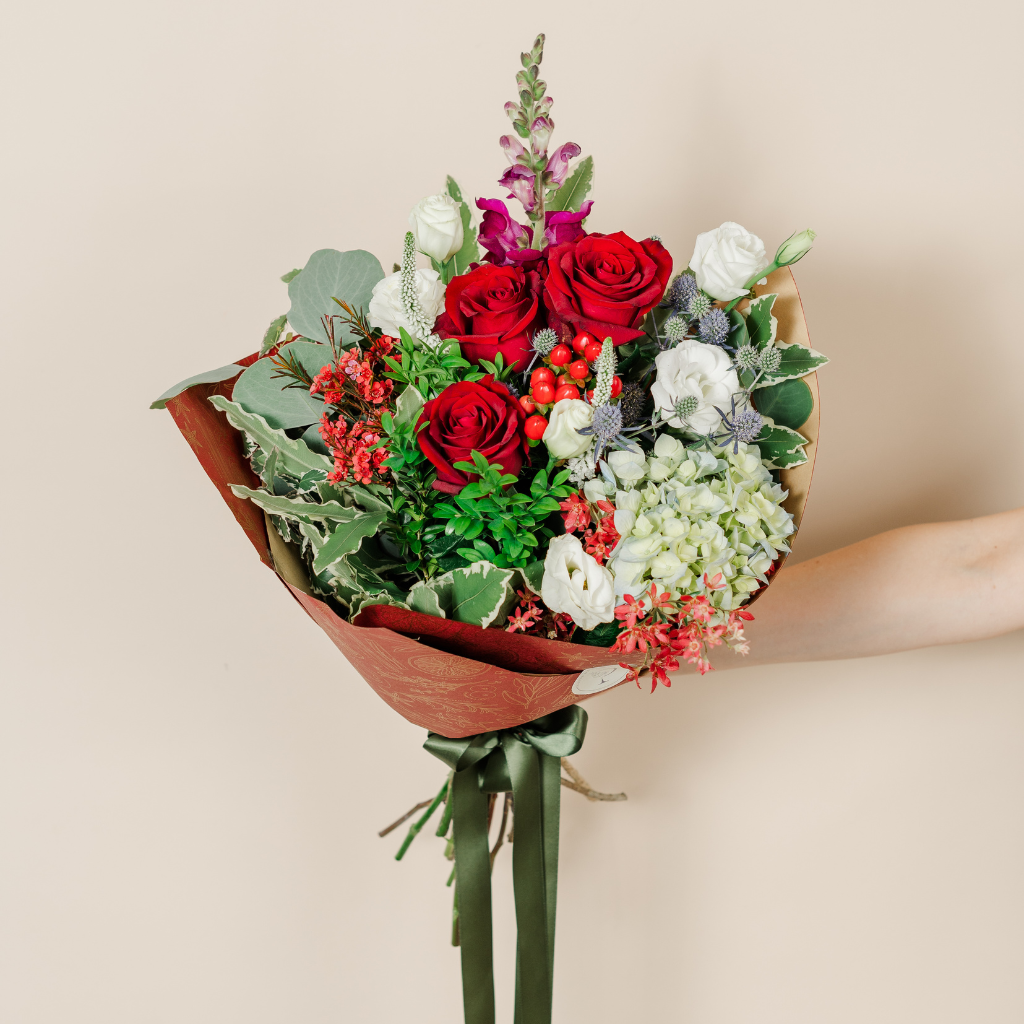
(424, 706), (588, 1024)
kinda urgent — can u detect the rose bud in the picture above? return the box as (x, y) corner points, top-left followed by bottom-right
(773, 229), (817, 268)
(408, 193), (465, 264)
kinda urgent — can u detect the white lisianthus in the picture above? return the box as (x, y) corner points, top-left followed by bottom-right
(651, 339), (741, 434)
(367, 269), (445, 340)
(409, 194), (465, 264)
(541, 534), (617, 631)
(689, 222), (769, 301)
(542, 399), (594, 460)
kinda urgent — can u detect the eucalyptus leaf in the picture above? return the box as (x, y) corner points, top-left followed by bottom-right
(313, 513), (388, 573)
(548, 156), (593, 213)
(150, 364), (243, 409)
(261, 314), (288, 355)
(287, 248), (384, 344)
(301, 422), (330, 456)
(209, 396), (332, 477)
(445, 175), (481, 274)
(280, 268), (302, 284)
(230, 341), (332, 430)
(752, 378), (813, 430)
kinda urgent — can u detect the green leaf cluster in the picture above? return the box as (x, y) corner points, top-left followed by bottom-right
(382, 329), (476, 399)
(445, 176), (482, 275)
(433, 452), (574, 569)
(754, 418), (810, 470)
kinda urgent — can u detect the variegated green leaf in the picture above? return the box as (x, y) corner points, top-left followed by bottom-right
(548, 156), (593, 213)
(230, 484), (358, 524)
(754, 418), (810, 470)
(313, 513), (388, 573)
(758, 340), (829, 385)
(746, 294), (778, 351)
(210, 396), (332, 477)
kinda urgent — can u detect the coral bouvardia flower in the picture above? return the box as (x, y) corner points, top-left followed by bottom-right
(414, 376), (528, 494)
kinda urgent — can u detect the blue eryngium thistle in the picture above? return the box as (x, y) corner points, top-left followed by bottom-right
(759, 347), (782, 375)
(669, 274), (698, 314)
(734, 345), (759, 371)
(674, 394), (700, 421)
(714, 397), (764, 453)
(532, 327), (558, 356)
(591, 402), (623, 442)
(664, 316), (689, 343)
(698, 308), (729, 346)
(687, 291), (712, 321)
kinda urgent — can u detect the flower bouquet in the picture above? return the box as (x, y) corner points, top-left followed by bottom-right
(155, 33), (825, 1024)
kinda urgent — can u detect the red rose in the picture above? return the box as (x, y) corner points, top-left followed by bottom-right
(415, 376), (528, 494)
(542, 231), (673, 346)
(433, 263), (543, 371)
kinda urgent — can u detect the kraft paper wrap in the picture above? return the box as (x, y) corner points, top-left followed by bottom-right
(165, 268), (816, 737)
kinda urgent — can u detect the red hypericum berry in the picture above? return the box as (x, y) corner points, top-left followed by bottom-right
(519, 395), (537, 414)
(568, 359), (590, 380)
(531, 366), (555, 386)
(572, 331), (594, 354)
(611, 375), (623, 397)
(554, 384), (580, 402)
(524, 414), (548, 440)
(556, 374), (571, 387)
(532, 382), (555, 405)
(584, 340), (604, 362)
(549, 344), (572, 366)
(586, 389), (594, 401)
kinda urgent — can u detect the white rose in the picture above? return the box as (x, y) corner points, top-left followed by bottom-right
(689, 222), (769, 302)
(651, 339), (740, 434)
(542, 400), (594, 460)
(367, 269), (445, 341)
(408, 194), (465, 264)
(541, 534), (616, 631)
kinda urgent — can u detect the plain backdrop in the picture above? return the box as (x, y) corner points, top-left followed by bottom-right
(2, 1), (1023, 1021)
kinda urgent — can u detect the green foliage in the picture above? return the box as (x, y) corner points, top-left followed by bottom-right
(280, 268), (302, 284)
(408, 562), (527, 628)
(286, 248), (384, 345)
(382, 329), (476, 399)
(758, 340), (829, 386)
(574, 619), (622, 647)
(727, 308), (749, 350)
(150, 363), (243, 409)
(752, 378), (814, 430)
(433, 452), (574, 569)
(445, 176), (482, 275)
(209, 396), (332, 477)
(230, 340), (333, 429)
(313, 512), (389, 573)
(260, 314), (289, 355)
(754, 419), (810, 470)
(474, 352), (516, 383)
(745, 294), (778, 351)
(548, 156), (593, 212)
(229, 484), (360, 525)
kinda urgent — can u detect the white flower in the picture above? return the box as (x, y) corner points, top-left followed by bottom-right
(651, 340), (741, 434)
(606, 448), (647, 484)
(542, 399), (594, 460)
(409, 194), (465, 264)
(541, 534), (616, 631)
(689, 222), (769, 302)
(368, 269), (445, 340)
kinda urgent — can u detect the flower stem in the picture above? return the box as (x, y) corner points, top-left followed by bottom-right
(394, 775), (450, 860)
(724, 261), (780, 313)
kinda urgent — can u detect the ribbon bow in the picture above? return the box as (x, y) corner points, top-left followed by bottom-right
(425, 705), (588, 1024)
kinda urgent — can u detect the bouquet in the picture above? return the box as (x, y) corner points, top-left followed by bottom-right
(154, 33), (825, 1024)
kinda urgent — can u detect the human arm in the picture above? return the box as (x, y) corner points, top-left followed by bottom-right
(736, 506), (1024, 665)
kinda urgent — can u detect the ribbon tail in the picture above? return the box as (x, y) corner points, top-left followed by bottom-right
(505, 739), (553, 1024)
(452, 767), (496, 1024)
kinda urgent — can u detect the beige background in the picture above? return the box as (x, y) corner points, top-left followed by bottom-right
(3, 0), (1023, 1021)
